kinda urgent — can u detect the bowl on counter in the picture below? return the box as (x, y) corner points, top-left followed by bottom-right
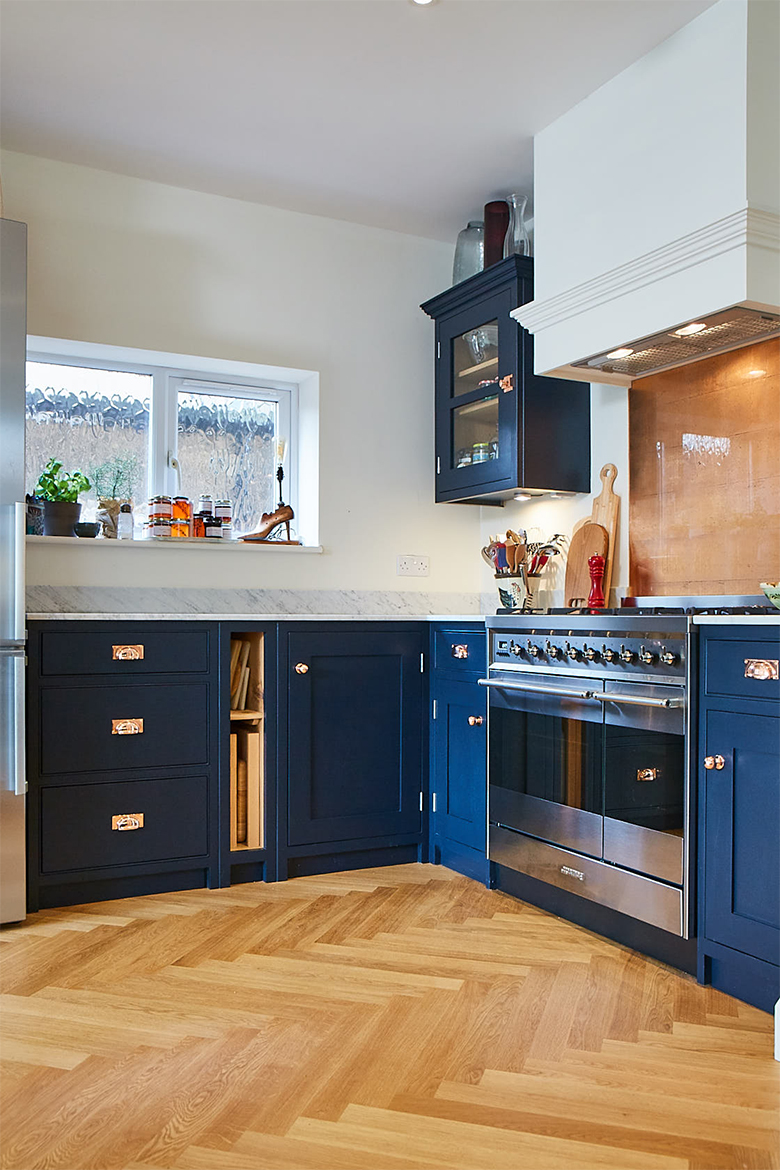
(74, 522), (101, 539)
(760, 582), (780, 610)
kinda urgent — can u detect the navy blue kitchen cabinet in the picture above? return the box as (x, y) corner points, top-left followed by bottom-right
(429, 624), (489, 883)
(26, 620), (221, 910)
(697, 624), (780, 1013)
(421, 256), (590, 504)
(278, 623), (426, 879)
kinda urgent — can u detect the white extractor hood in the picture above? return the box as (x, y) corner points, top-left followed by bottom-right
(513, 0), (780, 386)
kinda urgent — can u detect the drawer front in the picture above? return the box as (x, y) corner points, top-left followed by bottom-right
(41, 628), (210, 677)
(40, 683), (209, 774)
(704, 637), (780, 703)
(433, 627), (486, 675)
(40, 775), (208, 872)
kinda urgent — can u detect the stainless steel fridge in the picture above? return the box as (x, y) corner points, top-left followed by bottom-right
(0, 217), (28, 924)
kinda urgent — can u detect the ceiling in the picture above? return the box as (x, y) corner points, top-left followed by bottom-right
(0, 0), (716, 242)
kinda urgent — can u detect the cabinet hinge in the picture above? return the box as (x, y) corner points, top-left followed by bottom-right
(420, 652), (425, 673)
(432, 698), (437, 720)
(432, 792), (437, 813)
(419, 791), (424, 812)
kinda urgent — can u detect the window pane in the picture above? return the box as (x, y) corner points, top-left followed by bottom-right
(176, 391), (277, 532)
(26, 362), (151, 521)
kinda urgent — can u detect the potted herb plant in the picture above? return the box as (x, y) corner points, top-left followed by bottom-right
(89, 456), (139, 538)
(34, 459), (92, 537)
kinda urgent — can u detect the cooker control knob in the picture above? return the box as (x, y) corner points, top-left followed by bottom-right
(567, 644), (581, 662)
(583, 644), (599, 661)
(509, 640), (523, 657)
(527, 643), (542, 658)
(602, 645), (617, 663)
(547, 643), (563, 660)
(619, 645), (636, 664)
(639, 645), (656, 666)
(660, 648), (678, 666)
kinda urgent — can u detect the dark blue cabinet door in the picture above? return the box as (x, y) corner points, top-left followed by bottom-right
(702, 709), (780, 966)
(432, 677), (487, 853)
(287, 630), (423, 846)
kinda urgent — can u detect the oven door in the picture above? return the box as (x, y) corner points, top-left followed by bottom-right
(599, 682), (686, 885)
(483, 672), (604, 858)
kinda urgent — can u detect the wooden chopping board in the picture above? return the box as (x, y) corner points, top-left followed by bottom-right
(564, 522), (609, 608)
(572, 463), (620, 603)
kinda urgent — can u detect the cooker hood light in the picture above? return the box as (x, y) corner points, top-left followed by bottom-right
(573, 306), (780, 379)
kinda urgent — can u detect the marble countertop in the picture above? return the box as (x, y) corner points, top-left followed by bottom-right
(26, 612), (488, 623)
(691, 614), (780, 625)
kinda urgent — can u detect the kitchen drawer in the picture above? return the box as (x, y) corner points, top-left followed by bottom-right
(40, 682), (209, 774)
(40, 627), (210, 677)
(433, 627), (486, 675)
(40, 775), (208, 873)
(704, 637), (780, 703)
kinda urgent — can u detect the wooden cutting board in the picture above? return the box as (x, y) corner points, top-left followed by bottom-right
(564, 522), (609, 608)
(572, 463), (620, 603)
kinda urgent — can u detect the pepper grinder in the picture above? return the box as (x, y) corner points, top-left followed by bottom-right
(587, 554), (606, 609)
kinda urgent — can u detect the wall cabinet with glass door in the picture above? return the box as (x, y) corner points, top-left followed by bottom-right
(421, 256), (591, 504)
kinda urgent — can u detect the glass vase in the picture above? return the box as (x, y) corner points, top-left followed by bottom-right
(503, 194), (531, 258)
(452, 221), (484, 285)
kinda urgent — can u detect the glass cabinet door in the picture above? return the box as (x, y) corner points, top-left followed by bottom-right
(436, 288), (519, 496)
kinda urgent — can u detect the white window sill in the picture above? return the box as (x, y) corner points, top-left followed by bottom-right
(26, 535), (323, 553)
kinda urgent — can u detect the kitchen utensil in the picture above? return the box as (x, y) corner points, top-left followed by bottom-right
(587, 554), (606, 608)
(564, 522), (609, 608)
(572, 464), (620, 604)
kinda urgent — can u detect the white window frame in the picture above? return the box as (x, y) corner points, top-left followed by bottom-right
(26, 337), (319, 545)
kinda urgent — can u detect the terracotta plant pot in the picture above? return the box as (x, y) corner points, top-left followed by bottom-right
(42, 499), (81, 537)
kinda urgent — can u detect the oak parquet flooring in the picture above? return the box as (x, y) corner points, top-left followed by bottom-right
(1, 863), (777, 1170)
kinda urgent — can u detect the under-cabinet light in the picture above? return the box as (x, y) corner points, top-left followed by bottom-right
(672, 322), (707, 337)
(606, 347), (634, 360)
(513, 493), (532, 502)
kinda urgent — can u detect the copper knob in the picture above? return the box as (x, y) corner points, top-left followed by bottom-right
(294, 663), (309, 674)
(704, 755), (725, 771)
(468, 715), (484, 726)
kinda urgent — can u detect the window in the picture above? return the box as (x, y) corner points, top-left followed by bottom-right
(25, 344), (303, 539)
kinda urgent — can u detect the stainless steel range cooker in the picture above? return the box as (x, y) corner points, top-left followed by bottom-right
(482, 611), (692, 936)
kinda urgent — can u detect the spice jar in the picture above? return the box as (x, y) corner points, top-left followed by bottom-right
(171, 518), (190, 538)
(172, 496), (191, 521)
(149, 495), (172, 519)
(197, 494), (214, 516)
(148, 517), (171, 538)
(204, 515), (223, 538)
(192, 513), (207, 538)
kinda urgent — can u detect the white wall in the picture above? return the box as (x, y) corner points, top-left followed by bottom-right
(1, 150), (485, 596)
(479, 383), (629, 608)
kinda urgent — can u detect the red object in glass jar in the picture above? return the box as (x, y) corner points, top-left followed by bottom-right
(587, 554), (606, 608)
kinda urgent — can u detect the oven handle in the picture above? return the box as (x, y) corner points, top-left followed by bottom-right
(592, 692), (683, 709)
(478, 678), (597, 701)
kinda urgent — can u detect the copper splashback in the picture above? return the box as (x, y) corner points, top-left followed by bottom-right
(629, 339), (779, 596)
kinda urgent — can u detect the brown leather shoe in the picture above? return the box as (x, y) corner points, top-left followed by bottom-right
(241, 503), (294, 541)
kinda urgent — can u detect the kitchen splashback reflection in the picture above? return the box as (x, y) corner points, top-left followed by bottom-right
(629, 338), (779, 596)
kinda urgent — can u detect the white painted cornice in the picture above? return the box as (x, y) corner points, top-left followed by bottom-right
(513, 207), (780, 336)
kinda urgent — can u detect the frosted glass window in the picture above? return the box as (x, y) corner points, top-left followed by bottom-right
(25, 362), (151, 520)
(177, 391), (277, 533)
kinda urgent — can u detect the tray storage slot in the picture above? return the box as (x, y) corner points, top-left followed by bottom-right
(228, 633), (264, 851)
(40, 683), (209, 774)
(40, 775), (209, 873)
(41, 628), (210, 677)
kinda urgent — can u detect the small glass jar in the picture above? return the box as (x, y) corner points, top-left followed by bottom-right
(171, 518), (190, 538)
(472, 442), (489, 464)
(149, 517), (171, 538)
(172, 496), (191, 521)
(192, 513), (207, 538)
(215, 499), (232, 522)
(197, 494), (214, 516)
(204, 515), (223, 538)
(149, 495), (172, 518)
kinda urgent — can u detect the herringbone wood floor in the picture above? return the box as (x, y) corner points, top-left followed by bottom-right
(0, 865), (776, 1170)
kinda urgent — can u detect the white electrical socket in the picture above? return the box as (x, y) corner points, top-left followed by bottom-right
(397, 555), (430, 577)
